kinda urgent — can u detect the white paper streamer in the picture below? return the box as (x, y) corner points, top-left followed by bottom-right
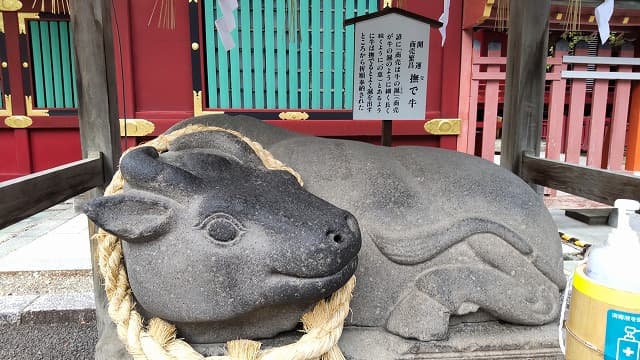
(595, 0), (615, 44)
(438, 0), (450, 46)
(215, 0), (238, 51)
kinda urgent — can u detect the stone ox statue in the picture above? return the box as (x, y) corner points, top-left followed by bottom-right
(85, 114), (565, 357)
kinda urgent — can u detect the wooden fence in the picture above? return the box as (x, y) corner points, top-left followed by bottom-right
(464, 39), (639, 172)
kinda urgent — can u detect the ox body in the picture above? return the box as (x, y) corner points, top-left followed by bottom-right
(85, 114), (565, 358)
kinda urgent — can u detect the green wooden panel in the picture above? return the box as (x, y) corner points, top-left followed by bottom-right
(369, 0), (377, 13)
(29, 22), (45, 108)
(311, 0), (321, 108)
(215, 1), (230, 107)
(49, 22), (64, 108)
(240, 0), (253, 108)
(264, 0), (276, 107)
(357, 0), (367, 15)
(299, 0), (310, 108)
(252, 0), (265, 108)
(322, 0), (332, 108)
(344, 0), (355, 108)
(333, 0), (344, 108)
(39, 23), (54, 107)
(59, 22), (74, 107)
(204, 0), (218, 108)
(276, 2), (287, 108)
(229, 17), (242, 107)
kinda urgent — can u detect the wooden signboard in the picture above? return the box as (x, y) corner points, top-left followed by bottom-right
(345, 8), (441, 121)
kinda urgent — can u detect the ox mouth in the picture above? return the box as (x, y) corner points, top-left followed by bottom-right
(272, 256), (358, 282)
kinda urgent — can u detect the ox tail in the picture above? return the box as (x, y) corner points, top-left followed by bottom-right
(367, 217), (533, 265)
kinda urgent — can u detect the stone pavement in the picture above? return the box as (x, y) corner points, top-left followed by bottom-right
(0, 200), (90, 271)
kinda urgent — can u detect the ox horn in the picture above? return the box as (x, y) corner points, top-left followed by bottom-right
(120, 146), (203, 194)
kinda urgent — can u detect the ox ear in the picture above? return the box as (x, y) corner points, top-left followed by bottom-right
(84, 194), (174, 243)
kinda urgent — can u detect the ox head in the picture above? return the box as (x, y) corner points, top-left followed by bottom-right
(84, 131), (361, 326)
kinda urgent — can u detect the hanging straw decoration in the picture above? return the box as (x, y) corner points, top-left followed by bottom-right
(564, 0), (582, 33)
(31, 0), (70, 14)
(494, 0), (509, 32)
(148, 0), (176, 30)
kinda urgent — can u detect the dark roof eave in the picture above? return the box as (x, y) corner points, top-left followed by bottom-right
(344, 7), (443, 28)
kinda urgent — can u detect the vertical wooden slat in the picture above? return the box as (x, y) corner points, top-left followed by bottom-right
(608, 44), (633, 170)
(229, 14), (242, 107)
(467, 40), (481, 155)
(204, 0), (218, 108)
(264, 0), (276, 108)
(252, 0), (264, 108)
(565, 41), (589, 164)
(368, 0), (377, 13)
(343, 0), (355, 109)
(628, 83), (640, 172)
(481, 42), (501, 161)
(357, 0), (367, 15)
(29, 22), (45, 108)
(546, 40), (568, 162)
(215, 1), (231, 107)
(311, 0), (321, 108)
(70, 25), (78, 106)
(456, 30), (473, 153)
(586, 45), (611, 168)
(332, 0), (344, 108)
(299, 0), (310, 108)
(59, 22), (74, 108)
(240, 0), (253, 108)
(49, 21), (64, 108)
(322, 0), (332, 108)
(288, 11), (299, 108)
(40, 22), (54, 108)
(276, 2), (287, 108)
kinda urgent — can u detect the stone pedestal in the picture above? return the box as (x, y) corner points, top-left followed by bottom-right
(192, 322), (562, 360)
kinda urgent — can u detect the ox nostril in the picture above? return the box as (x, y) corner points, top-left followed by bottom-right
(327, 231), (345, 244)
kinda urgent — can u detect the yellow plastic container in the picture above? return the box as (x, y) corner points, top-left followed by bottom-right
(565, 264), (640, 359)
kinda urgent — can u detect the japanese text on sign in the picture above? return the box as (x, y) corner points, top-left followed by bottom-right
(352, 13), (429, 120)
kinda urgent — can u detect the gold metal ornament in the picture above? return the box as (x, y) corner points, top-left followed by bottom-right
(278, 112), (309, 121)
(119, 118), (155, 137)
(0, 0), (23, 11)
(423, 118), (461, 135)
(4, 115), (33, 128)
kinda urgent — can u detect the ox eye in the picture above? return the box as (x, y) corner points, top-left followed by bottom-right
(195, 214), (246, 243)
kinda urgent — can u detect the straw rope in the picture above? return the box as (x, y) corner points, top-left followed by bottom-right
(94, 124), (356, 360)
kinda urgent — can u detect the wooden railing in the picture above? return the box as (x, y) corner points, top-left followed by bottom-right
(0, 154), (103, 229)
(465, 39), (638, 173)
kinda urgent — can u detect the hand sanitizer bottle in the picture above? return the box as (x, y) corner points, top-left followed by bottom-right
(585, 199), (640, 292)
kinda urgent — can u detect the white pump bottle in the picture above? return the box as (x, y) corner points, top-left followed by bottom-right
(585, 199), (640, 293)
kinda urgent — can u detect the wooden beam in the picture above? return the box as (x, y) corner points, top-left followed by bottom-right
(564, 56), (640, 66)
(70, 0), (121, 339)
(521, 153), (640, 205)
(500, 0), (551, 190)
(0, 156), (103, 229)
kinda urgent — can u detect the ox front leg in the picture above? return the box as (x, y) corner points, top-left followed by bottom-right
(386, 286), (451, 341)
